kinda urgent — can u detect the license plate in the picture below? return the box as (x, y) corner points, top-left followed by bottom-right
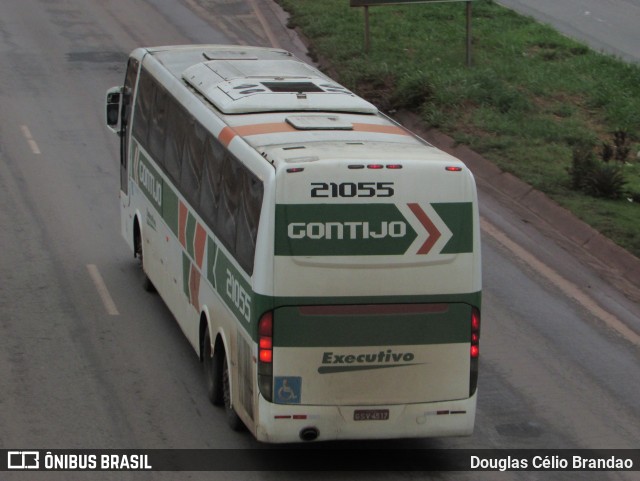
(354, 409), (389, 421)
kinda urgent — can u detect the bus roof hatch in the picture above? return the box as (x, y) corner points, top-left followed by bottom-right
(182, 59), (378, 115)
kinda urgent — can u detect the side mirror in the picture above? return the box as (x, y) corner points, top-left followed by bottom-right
(106, 86), (123, 134)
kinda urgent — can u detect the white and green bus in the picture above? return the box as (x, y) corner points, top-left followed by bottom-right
(106, 45), (481, 443)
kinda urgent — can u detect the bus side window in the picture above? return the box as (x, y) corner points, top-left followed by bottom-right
(180, 119), (205, 208)
(235, 171), (263, 274)
(120, 57), (138, 195)
(163, 98), (186, 184)
(215, 154), (238, 255)
(199, 136), (224, 228)
(121, 59), (138, 140)
(245, 173), (263, 246)
(132, 69), (154, 148)
(148, 84), (168, 168)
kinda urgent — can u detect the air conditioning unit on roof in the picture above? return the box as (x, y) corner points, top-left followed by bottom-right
(182, 59), (378, 115)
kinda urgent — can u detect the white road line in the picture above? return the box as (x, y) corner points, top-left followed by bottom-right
(481, 218), (640, 347)
(20, 125), (41, 154)
(249, 0), (281, 48)
(86, 264), (120, 316)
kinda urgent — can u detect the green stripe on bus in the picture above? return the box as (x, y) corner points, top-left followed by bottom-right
(251, 292), (480, 343)
(182, 252), (191, 299)
(274, 303), (471, 347)
(433, 202), (474, 254)
(274, 202), (474, 256)
(275, 204), (417, 256)
(186, 212), (196, 259)
(136, 150), (163, 213)
(214, 248), (252, 326)
(206, 237), (218, 290)
(163, 186), (179, 236)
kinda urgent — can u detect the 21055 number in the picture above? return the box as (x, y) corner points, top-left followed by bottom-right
(310, 182), (394, 198)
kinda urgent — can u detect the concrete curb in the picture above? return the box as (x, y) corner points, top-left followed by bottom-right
(394, 111), (640, 292)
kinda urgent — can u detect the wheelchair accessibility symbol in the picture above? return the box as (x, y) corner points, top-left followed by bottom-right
(274, 377), (301, 404)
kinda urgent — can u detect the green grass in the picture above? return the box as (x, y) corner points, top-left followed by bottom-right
(276, 0), (640, 258)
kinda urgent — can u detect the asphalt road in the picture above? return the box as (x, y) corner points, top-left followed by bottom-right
(497, 0), (640, 62)
(0, 1), (638, 480)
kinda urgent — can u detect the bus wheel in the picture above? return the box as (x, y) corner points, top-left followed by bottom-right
(203, 328), (223, 406)
(223, 356), (244, 431)
(134, 224), (156, 293)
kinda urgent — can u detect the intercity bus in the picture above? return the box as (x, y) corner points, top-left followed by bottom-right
(105, 44), (481, 443)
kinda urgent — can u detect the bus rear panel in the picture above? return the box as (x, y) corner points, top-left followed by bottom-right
(256, 144), (481, 442)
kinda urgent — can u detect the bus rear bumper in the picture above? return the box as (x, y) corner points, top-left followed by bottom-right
(254, 392), (477, 443)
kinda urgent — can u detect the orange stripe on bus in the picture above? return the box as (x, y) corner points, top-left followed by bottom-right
(189, 265), (200, 309)
(194, 223), (207, 269)
(178, 201), (188, 249)
(352, 123), (409, 136)
(234, 122), (297, 136)
(217, 122), (409, 144)
(218, 126), (237, 147)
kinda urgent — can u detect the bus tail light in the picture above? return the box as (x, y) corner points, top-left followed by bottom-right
(258, 311), (274, 402)
(470, 307), (480, 396)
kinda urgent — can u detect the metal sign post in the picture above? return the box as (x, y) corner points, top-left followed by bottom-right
(466, 0), (472, 67)
(350, 0), (475, 66)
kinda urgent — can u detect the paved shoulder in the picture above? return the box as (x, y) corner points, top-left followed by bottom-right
(496, 0), (640, 63)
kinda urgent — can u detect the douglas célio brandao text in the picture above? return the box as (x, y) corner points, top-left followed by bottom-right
(470, 454), (634, 471)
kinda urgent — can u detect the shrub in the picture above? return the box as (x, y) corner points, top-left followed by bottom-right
(583, 163), (627, 199)
(570, 131), (632, 199)
(613, 130), (631, 162)
(601, 142), (614, 163)
(568, 147), (598, 190)
(391, 71), (434, 112)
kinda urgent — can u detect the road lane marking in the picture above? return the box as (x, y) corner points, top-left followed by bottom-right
(481, 217), (639, 347)
(248, 0), (281, 48)
(182, 0), (245, 45)
(86, 264), (120, 316)
(20, 125), (41, 155)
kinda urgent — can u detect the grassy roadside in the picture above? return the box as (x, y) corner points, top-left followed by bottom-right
(275, 0), (640, 258)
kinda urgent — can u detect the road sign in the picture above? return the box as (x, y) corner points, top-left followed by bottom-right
(351, 1), (472, 4)
(350, 0), (475, 66)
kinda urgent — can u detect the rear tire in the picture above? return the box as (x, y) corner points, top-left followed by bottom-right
(223, 356), (244, 432)
(203, 329), (223, 406)
(134, 224), (156, 293)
